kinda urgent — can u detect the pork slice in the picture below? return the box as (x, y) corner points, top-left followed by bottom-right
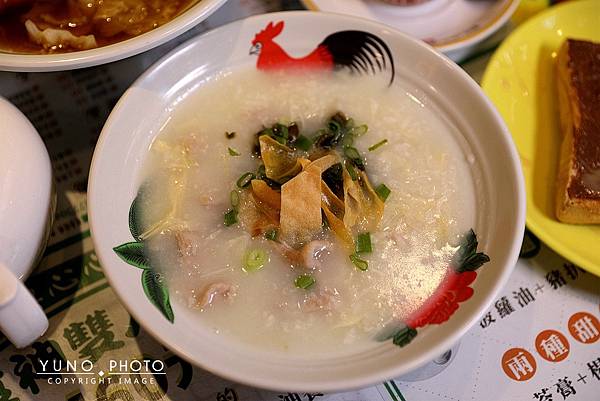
(303, 288), (340, 312)
(192, 282), (236, 309)
(273, 240), (330, 270)
(173, 230), (202, 257)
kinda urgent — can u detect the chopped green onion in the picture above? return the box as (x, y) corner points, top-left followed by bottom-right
(230, 190), (240, 208)
(224, 209), (238, 226)
(375, 183), (391, 202)
(344, 146), (361, 160)
(342, 137), (354, 148)
(243, 249), (268, 272)
(368, 139), (388, 152)
(344, 146), (360, 160)
(295, 135), (313, 151)
(266, 123), (289, 145)
(260, 127), (274, 137)
(328, 120), (341, 134)
(236, 172), (255, 188)
(276, 124), (289, 139)
(264, 229), (278, 241)
(356, 232), (372, 254)
(225, 131), (236, 139)
(351, 124), (368, 137)
(342, 131), (354, 148)
(228, 147), (240, 156)
(295, 274), (316, 289)
(256, 164), (266, 179)
(350, 253), (368, 271)
(346, 162), (358, 181)
(344, 146), (364, 169)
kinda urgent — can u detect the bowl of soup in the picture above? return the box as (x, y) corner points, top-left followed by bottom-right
(88, 11), (525, 391)
(0, 0), (227, 71)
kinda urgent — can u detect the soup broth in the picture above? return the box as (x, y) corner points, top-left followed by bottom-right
(0, 0), (196, 54)
(141, 69), (478, 353)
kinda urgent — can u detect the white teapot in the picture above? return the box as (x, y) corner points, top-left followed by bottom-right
(0, 96), (53, 348)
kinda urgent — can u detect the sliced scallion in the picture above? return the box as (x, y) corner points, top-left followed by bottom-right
(344, 146), (361, 160)
(228, 147), (241, 156)
(295, 274), (316, 289)
(264, 229), (278, 241)
(236, 172), (256, 188)
(375, 183), (391, 202)
(350, 253), (368, 271)
(230, 190), (240, 208)
(356, 232), (372, 254)
(295, 135), (313, 151)
(368, 139), (388, 152)
(344, 146), (364, 169)
(351, 124), (368, 137)
(342, 132), (354, 148)
(224, 209), (238, 226)
(256, 164), (266, 179)
(346, 162), (358, 181)
(243, 249), (268, 272)
(277, 124), (289, 139)
(328, 120), (341, 134)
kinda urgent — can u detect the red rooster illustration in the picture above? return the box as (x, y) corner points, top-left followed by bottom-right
(250, 21), (395, 85)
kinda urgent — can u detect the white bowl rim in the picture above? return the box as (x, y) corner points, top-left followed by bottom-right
(435, 0), (520, 53)
(0, 0), (228, 72)
(88, 10), (526, 392)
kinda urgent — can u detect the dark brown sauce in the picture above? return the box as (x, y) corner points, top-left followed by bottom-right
(0, 6), (38, 53)
(0, 0), (196, 54)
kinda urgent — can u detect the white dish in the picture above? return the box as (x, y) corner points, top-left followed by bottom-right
(0, 0), (228, 72)
(301, 0), (519, 62)
(88, 11), (525, 392)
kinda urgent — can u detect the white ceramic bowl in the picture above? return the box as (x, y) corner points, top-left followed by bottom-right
(300, 0), (521, 62)
(0, 0), (228, 72)
(88, 11), (525, 392)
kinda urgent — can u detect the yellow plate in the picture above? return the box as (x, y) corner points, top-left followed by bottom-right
(482, 0), (600, 276)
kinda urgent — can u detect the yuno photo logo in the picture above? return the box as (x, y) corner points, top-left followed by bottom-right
(37, 359), (166, 385)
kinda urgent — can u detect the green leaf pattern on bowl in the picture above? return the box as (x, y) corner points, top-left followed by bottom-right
(113, 187), (174, 323)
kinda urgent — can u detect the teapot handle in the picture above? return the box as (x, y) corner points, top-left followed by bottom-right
(0, 263), (48, 348)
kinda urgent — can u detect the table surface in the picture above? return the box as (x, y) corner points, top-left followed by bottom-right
(0, 1), (599, 401)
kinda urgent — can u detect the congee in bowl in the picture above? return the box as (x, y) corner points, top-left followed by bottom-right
(132, 69), (487, 353)
(89, 12), (524, 390)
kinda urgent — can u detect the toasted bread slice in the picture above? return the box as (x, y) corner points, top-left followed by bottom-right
(555, 39), (600, 224)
